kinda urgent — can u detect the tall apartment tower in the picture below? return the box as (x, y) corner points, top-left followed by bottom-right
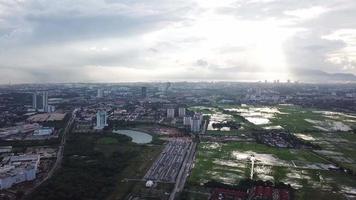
(95, 111), (108, 130)
(183, 116), (191, 126)
(97, 88), (104, 98)
(178, 107), (186, 117)
(167, 108), (175, 118)
(141, 87), (147, 98)
(42, 91), (48, 112)
(190, 116), (201, 133)
(32, 93), (37, 110)
(190, 113), (203, 133)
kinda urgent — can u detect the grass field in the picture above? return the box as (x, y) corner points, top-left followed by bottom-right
(27, 132), (165, 200)
(197, 142), (327, 163)
(107, 144), (164, 200)
(97, 136), (119, 145)
(270, 105), (325, 132)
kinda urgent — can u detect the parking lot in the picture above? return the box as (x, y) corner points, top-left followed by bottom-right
(144, 140), (192, 183)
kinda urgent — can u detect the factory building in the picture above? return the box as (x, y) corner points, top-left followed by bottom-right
(33, 127), (54, 136)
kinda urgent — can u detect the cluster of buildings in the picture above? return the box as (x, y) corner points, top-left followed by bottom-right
(73, 107), (110, 132)
(249, 185), (290, 200)
(254, 131), (311, 149)
(31, 91), (55, 113)
(241, 84), (356, 112)
(27, 113), (66, 123)
(0, 123), (40, 138)
(210, 184), (291, 200)
(0, 154), (40, 190)
(166, 108), (204, 133)
(0, 123), (55, 140)
(187, 113), (204, 133)
(166, 107), (186, 119)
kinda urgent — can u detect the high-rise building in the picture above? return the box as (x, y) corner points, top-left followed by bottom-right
(42, 91), (48, 112)
(141, 87), (147, 98)
(95, 111), (108, 130)
(190, 116), (201, 133)
(47, 105), (56, 113)
(178, 107), (186, 117)
(97, 88), (104, 98)
(32, 93), (37, 110)
(183, 116), (191, 126)
(190, 113), (203, 133)
(167, 108), (175, 118)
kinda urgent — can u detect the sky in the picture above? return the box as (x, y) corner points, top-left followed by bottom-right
(0, 0), (356, 84)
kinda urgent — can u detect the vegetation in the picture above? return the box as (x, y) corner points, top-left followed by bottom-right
(27, 132), (148, 200)
(189, 142), (330, 185)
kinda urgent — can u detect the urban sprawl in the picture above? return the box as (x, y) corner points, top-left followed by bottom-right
(0, 82), (356, 200)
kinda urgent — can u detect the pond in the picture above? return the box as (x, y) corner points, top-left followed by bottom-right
(113, 129), (152, 144)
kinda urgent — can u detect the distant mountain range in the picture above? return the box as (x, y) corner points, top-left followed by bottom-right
(293, 69), (356, 83)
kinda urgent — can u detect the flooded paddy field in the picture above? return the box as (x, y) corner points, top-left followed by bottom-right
(221, 104), (356, 133)
(188, 142), (356, 199)
(224, 105), (281, 126)
(186, 104), (356, 199)
(194, 104), (356, 166)
(217, 104), (356, 133)
(189, 106), (257, 135)
(301, 132), (356, 172)
(292, 129), (356, 174)
(193, 104), (356, 135)
(207, 112), (234, 131)
(270, 104), (356, 133)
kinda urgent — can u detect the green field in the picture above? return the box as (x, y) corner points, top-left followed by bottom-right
(189, 142), (329, 184)
(188, 141), (356, 200)
(27, 132), (164, 200)
(97, 136), (119, 145)
(186, 104), (356, 199)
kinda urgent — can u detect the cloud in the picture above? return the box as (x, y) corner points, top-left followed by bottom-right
(196, 59), (208, 67)
(0, 0), (356, 83)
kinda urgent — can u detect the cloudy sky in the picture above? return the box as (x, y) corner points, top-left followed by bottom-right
(0, 0), (356, 83)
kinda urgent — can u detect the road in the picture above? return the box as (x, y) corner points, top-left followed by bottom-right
(22, 108), (78, 198)
(49, 108), (78, 176)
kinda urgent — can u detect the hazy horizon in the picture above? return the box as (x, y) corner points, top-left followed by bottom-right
(1, 0), (356, 84)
